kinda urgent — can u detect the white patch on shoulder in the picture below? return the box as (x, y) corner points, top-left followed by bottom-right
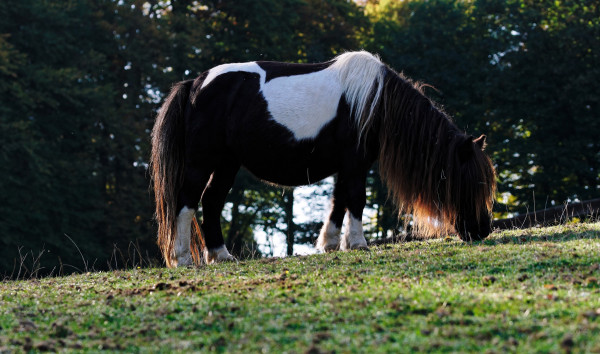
(201, 62), (265, 89)
(261, 69), (343, 140)
(175, 206), (195, 267)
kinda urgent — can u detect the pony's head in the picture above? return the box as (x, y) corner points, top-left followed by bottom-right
(376, 69), (496, 241)
(448, 134), (496, 241)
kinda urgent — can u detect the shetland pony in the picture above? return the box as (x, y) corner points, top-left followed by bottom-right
(151, 51), (496, 267)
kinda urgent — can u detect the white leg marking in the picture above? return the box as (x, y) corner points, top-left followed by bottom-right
(204, 245), (236, 264)
(316, 220), (341, 252)
(341, 214), (368, 251)
(175, 206), (195, 267)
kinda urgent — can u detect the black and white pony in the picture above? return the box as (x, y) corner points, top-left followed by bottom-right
(151, 51), (496, 267)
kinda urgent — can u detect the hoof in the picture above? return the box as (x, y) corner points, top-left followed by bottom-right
(316, 238), (340, 253)
(175, 255), (194, 268)
(342, 242), (369, 251)
(217, 254), (237, 263)
(350, 244), (370, 251)
(322, 244), (339, 253)
(316, 222), (341, 253)
(341, 216), (367, 251)
(205, 245), (237, 264)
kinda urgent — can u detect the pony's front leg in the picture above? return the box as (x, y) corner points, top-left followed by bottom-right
(316, 216), (343, 252)
(341, 211), (368, 251)
(201, 161), (240, 264)
(316, 173), (369, 252)
(340, 173), (368, 251)
(316, 182), (346, 252)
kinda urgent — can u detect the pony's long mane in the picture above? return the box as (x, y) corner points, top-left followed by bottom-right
(374, 69), (496, 236)
(332, 52), (495, 236)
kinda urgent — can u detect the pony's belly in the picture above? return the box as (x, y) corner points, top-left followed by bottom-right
(241, 148), (339, 187)
(228, 99), (346, 186)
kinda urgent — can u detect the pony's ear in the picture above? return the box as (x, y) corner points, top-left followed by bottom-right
(458, 136), (475, 163)
(474, 134), (487, 150)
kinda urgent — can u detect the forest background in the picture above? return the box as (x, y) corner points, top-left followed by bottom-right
(0, 0), (598, 276)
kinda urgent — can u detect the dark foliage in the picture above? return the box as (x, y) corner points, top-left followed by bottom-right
(1, 0), (597, 276)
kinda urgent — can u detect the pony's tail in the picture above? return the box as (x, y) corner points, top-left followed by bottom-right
(150, 80), (204, 267)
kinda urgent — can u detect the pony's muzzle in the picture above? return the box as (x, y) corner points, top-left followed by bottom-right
(455, 213), (491, 242)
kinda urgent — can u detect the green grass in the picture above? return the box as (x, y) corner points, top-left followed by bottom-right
(2, 223), (600, 352)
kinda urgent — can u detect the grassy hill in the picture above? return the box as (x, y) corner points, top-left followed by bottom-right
(1, 222), (600, 352)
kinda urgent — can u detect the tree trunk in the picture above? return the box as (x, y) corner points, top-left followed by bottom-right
(284, 189), (295, 256)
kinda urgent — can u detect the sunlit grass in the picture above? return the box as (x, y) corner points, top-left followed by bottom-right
(1, 222), (599, 352)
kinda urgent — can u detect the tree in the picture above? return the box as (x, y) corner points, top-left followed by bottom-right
(475, 0), (600, 211)
(0, 1), (112, 274)
(0, 0), (172, 275)
(363, 0), (600, 216)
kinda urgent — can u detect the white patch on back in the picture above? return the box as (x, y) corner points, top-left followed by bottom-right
(261, 69), (343, 140)
(201, 62), (265, 89)
(199, 52), (383, 141)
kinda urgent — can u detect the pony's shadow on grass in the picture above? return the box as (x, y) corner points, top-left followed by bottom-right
(483, 223), (600, 246)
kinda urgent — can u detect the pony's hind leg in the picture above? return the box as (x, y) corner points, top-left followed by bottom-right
(174, 165), (212, 267)
(175, 206), (195, 266)
(201, 160), (240, 264)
